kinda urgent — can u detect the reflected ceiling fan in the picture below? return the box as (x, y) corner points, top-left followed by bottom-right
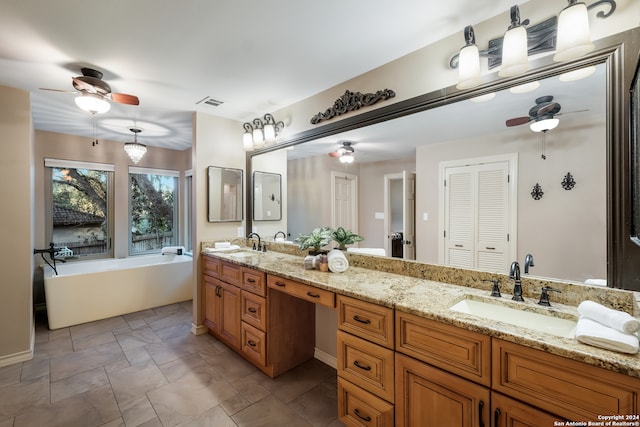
(505, 95), (587, 133)
(328, 141), (355, 163)
(40, 67), (140, 114)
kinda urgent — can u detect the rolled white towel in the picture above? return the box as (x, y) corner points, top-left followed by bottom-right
(327, 249), (349, 273)
(575, 317), (639, 354)
(161, 246), (185, 255)
(577, 300), (640, 334)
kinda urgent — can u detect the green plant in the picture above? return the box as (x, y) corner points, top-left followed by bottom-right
(331, 227), (364, 249)
(294, 227), (333, 251)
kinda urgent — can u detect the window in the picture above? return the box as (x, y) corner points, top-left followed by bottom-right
(45, 158), (114, 259)
(184, 170), (193, 253)
(129, 167), (179, 255)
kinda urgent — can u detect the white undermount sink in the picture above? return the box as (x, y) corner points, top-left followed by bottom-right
(448, 297), (577, 338)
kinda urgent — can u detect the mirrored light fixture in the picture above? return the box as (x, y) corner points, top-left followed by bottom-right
(530, 117), (559, 132)
(559, 65), (596, 82)
(75, 93), (110, 114)
(456, 26), (482, 90)
(242, 114), (285, 151)
(499, 5), (530, 77)
(510, 81), (540, 94)
(124, 127), (147, 164)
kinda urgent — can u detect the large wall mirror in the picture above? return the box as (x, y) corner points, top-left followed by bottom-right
(253, 171), (282, 221)
(208, 166), (243, 222)
(247, 28), (640, 291)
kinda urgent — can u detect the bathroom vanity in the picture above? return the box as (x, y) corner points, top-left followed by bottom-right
(202, 246), (639, 426)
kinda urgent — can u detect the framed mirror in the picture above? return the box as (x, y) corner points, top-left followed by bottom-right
(253, 171), (282, 221)
(632, 58), (640, 246)
(207, 166), (243, 222)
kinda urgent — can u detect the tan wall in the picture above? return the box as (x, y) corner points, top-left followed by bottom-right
(0, 86), (34, 366)
(33, 130), (190, 258)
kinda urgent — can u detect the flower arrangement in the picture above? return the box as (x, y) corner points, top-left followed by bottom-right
(331, 226), (364, 250)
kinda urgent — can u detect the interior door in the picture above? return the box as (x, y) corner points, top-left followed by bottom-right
(403, 171), (416, 260)
(332, 172), (358, 232)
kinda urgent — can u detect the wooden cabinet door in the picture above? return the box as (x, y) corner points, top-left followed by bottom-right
(491, 392), (559, 427)
(395, 353), (490, 427)
(203, 276), (221, 334)
(218, 280), (241, 350)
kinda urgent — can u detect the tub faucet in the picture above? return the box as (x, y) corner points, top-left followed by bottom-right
(509, 261), (524, 301)
(524, 253), (535, 275)
(247, 232), (262, 251)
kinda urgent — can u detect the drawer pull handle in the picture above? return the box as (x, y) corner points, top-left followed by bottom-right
(248, 340), (257, 347)
(478, 400), (485, 427)
(353, 360), (371, 371)
(306, 292), (320, 298)
(485, 247), (495, 250)
(494, 409), (501, 427)
(247, 307), (257, 313)
(354, 409), (371, 422)
(352, 315), (371, 325)
(247, 278), (256, 283)
(275, 281), (286, 287)
(454, 244), (463, 248)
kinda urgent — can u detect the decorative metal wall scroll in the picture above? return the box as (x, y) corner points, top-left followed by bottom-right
(561, 172), (576, 190)
(310, 89), (396, 125)
(531, 183), (544, 200)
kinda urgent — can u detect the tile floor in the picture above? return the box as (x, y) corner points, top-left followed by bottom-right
(0, 301), (344, 427)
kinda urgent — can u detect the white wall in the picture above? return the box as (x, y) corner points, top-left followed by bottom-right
(0, 86), (34, 366)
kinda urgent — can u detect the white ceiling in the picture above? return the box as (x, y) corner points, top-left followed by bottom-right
(0, 0), (531, 150)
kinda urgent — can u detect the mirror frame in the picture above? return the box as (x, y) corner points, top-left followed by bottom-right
(246, 28), (640, 290)
(253, 171), (282, 221)
(207, 165), (243, 222)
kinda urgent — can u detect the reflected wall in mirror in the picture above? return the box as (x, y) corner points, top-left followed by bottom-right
(207, 166), (243, 222)
(254, 62), (608, 284)
(253, 171), (282, 221)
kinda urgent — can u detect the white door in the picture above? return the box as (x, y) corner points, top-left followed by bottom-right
(403, 171), (416, 260)
(444, 167), (474, 268)
(331, 171), (358, 232)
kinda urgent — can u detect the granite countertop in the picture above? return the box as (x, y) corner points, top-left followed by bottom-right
(202, 248), (640, 379)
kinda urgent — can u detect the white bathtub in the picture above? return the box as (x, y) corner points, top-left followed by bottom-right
(43, 254), (193, 329)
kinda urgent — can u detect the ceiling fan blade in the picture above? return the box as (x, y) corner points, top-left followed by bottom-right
(506, 116), (531, 127)
(110, 93), (140, 106)
(72, 76), (99, 93)
(557, 108), (589, 116)
(39, 88), (78, 93)
(536, 102), (560, 116)
(328, 151), (341, 157)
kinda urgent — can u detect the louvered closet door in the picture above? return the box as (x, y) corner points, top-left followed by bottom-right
(476, 162), (509, 272)
(444, 167), (474, 268)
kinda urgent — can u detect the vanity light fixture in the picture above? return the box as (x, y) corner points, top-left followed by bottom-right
(449, 1), (616, 88)
(124, 127), (147, 164)
(242, 113), (285, 151)
(498, 5), (531, 77)
(75, 92), (111, 114)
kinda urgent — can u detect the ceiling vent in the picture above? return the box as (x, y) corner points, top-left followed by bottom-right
(196, 96), (224, 107)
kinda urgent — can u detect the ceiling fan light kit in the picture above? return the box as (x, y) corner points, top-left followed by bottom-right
(530, 117), (559, 132)
(75, 92), (110, 114)
(450, 0), (616, 89)
(124, 128), (147, 164)
(329, 141), (355, 163)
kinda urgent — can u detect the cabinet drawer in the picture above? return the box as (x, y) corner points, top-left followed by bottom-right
(219, 260), (241, 286)
(396, 311), (491, 387)
(241, 322), (266, 366)
(338, 330), (395, 403)
(338, 295), (394, 349)
(241, 291), (266, 331)
(242, 268), (267, 296)
(267, 275), (335, 308)
(203, 255), (220, 278)
(338, 377), (394, 427)
(492, 339), (639, 421)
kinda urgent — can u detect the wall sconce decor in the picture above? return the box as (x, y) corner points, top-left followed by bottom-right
(242, 113), (285, 151)
(450, 1), (616, 89)
(561, 172), (576, 190)
(124, 127), (147, 164)
(531, 183), (544, 200)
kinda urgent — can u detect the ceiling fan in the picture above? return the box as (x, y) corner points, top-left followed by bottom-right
(505, 95), (563, 132)
(40, 67), (140, 114)
(328, 141), (355, 163)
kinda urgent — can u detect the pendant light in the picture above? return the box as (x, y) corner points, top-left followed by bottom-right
(456, 26), (482, 90)
(554, 0), (594, 62)
(499, 5), (530, 77)
(124, 128), (147, 164)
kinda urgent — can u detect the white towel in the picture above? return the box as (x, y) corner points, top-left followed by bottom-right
(204, 245), (241, 253)
(577, 300), (640, 334)
(214, 241), (231, 249)
(584, 278), (607, 287)
(575, 317), (639, 354)
(346, 247), (386, 256)
(327, 249), (349, 273)
(275, 237), (286, 242)
(161, 246), (185, 255)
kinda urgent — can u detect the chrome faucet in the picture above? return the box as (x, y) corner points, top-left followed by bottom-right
(509, 261), (524, 301)
(524, 253), (535, 274)
(247, 232), (262, 251)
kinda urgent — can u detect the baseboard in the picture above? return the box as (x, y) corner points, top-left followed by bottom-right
(191, 323), (208, 335)
(314, 347), (337, 369)
(0, 325), (34, 368)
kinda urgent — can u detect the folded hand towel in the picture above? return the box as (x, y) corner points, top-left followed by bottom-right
(584, 278), (607, 286)
(346, 247), (386, 256)
(204, 245), (241, 253)
(214, 241), (231, 249)
(275, 237), (286, 242)
(577, 300), (640, 334)
(575, 317), (639, 354)
(327, 249), (349, 273)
